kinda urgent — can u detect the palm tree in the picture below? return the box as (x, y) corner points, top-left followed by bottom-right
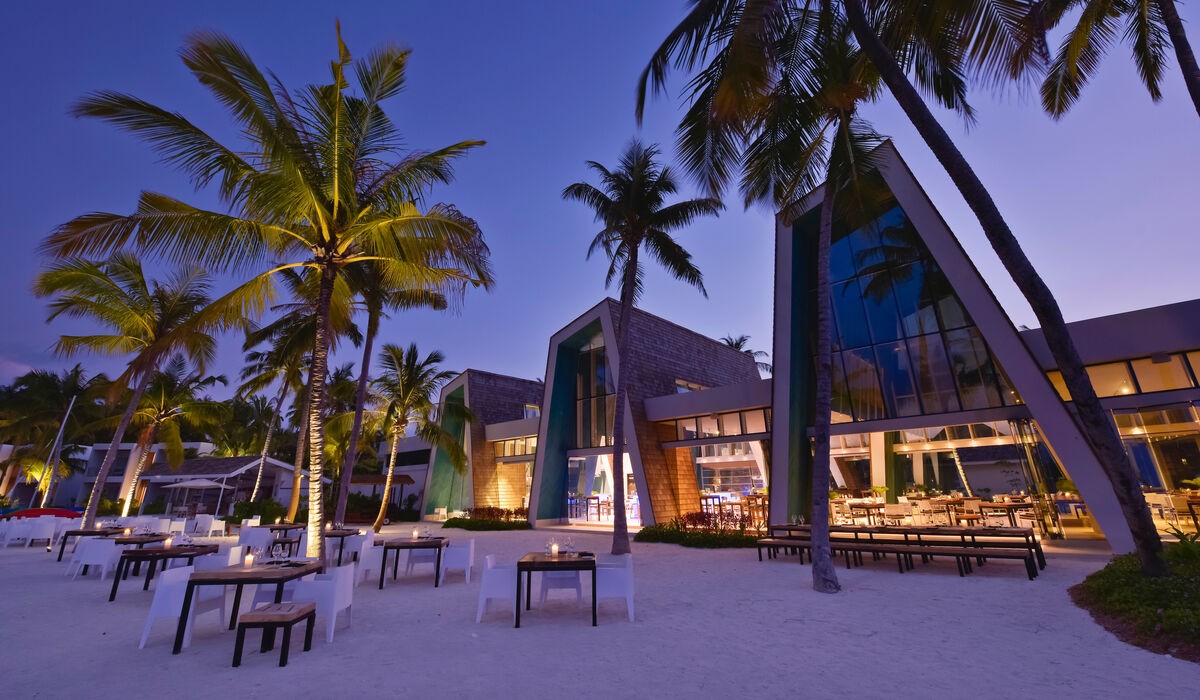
(241, 267), (361, 518)
(366, 343), (466, 532)
(32, 254), (220, 528)
(209, 395), (274, 457)
(563, 140), (723, 554)
(333, 262), (448, 525)
(41, 27), (494, 558)
(0, 365), (108, 503)
(105, 355), (229, 516)
(1034, 0), (1200, 119)
(720, 334), (773, 375)
(640, 0), (1166, 575)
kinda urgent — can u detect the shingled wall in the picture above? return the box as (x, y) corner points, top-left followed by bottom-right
(464, 370), (544, 509)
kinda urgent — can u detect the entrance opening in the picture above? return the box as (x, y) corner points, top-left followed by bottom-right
(566, 454), (641, 526)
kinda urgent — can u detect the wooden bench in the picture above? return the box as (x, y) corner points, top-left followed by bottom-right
(233, 602), (316, 667)
(758, 535), (1039, 580)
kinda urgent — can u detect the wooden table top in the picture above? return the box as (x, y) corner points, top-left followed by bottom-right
(377, 536), (447, 549)
(324, 529), (360, 538)
(979, 501), (1031, 510)
(517, 552), (596, 571)
(119, 544), (218, 560)
(65, 528), (123, 537)
(849, 502), (886, 510)
(189, 560), (323, 583)
(107, 534), (170, 544)
(770, 523), (1035, 537)
(266, 523), (306, 532)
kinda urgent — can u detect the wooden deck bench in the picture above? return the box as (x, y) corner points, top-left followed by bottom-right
(759, 535), (1039, 580)
(756, 537), (809, 562)
(233, 602), (316, 667)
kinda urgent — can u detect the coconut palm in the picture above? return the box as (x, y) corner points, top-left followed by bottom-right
(640, 0), (1166, 575)
(242, 267), (362, 517)
(1033, 0), (1200, 119)
(33, 254), (220, 528)
(563, 140), (723, 554)
(209, 395), (274, 457)
(102, 355), (229, 516)
(366, 343), (466, 532)
(0, 365), (108, 503)
(333, 262), (448, 525)
(40, 27), (494, 558)
(720, 334), (773, 375)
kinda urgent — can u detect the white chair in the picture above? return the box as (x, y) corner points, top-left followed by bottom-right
(66, 539), (122, 580)
(224, 545), (247, 566)
(191, 514), (218, 536)
(3, 520), (32, 547)
(476, 555), (516, 623)
(25, 518), (57, 548)
(238, 526), (273, 551)
(405, 547), (439, 578)
(52, 518), (75, 546)
(292, 563), (355, 643)
(167, 519), (188, 535)
(439, 539), (475, 584)
(539, 570), (582, 605)
(354, 539), (386, 587)
(882, 504), (911, 526)
(243, 516), (261, 528)
(596, 554), (635, 622)
(138, 565), (225, 649)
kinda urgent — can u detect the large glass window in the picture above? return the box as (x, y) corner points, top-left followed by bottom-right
(1086, 362), (1136, 397)
(576, 344), (615, 448)
(1131, 355), (1193, 393)
(804, 202), (1013, 423)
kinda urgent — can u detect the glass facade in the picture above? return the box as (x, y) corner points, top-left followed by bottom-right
(809, 203), (1019, 423)
(1048, 351), (1199, 400)
(666, 409), (773, 441)
(493, 436), (537, 458)
(576, 344), (615, 448)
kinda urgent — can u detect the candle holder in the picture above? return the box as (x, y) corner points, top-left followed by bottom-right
(164, 537), (173, 548)
(550, 543), (559, 556)
(244, 553), (254, 569)
(412, 528), (420, 540)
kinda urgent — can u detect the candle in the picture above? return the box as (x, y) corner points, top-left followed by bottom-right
(244, 553), (254, 568)
(550, 543), (559, 556)
(164, 537), (173, 548)
(275, 517), (281, 525)
(123, 528), (131, 536)
(412, 528), (419, 540)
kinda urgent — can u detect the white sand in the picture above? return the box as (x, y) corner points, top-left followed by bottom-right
(0, 527), (1195, 698)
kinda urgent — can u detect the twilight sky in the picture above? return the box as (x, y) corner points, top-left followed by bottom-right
(2, 1), (1198, 393)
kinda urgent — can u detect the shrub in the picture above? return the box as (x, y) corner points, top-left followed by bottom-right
(97, 498), (125, 516)
(442, 517), (531, 531)
(460, 506), (527, 522)
(139, 497), (167, 515)
(230, 499), (287, 525)
(1070, 529), (1200, 663)
(635, 523), (758, 548)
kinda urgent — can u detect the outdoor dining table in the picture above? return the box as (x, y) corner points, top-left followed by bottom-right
(978, 501), (1030, 528)
(56, 527), (122, 561)
(108, 544), (219, 601)
(324, 529), (360, 566)
(514, 552), (597, 628)
(172, 560), (324, 654)
(375, 537), (448, 590)
(267, 523), (306, 535)
(99, 533), (171, 576)
(849, 502), (885, 526)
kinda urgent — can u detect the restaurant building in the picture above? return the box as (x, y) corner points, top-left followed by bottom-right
(413, 142), (1199, 553)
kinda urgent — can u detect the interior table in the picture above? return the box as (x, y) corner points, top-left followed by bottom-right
(849, 502), (885, 526)
(108, 544), (219, 601)
(57, 527), (123, 561)
(515, 552), (597, 628)
(375, 537), (448, 589)
(172, 560), (324, 654)
(324, 529), (361, 566)
(978, 502), (1030, 528)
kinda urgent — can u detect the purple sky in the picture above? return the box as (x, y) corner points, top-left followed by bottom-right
(2, 1), (1198, 392)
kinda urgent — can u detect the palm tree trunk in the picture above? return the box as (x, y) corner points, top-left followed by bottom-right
(373, 422), (405, 533)
(250, 380), (290, 502)
(811, 150), (841, 594)
(304, 264), (337, 560)
(1158, 0), (1200, 119)
(336, 306), (380, 523)
(81, 377), (150, 528)
(120, 429), (157, 518)
(608, 250), (638, 556)
(286, 382), (311, 523)
(843, 0), (1166, 575)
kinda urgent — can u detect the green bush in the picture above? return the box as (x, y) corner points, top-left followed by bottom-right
(343, 492), (419, 523)
(442, 517), (531, 531)
(461, 506), (528, 522)
(1071, 530), (1200, 662)
(97, 498), (125, 516)
(635, 523), (758, 548)
(229, 499), (287, 525)
(139, 497), (167, 515)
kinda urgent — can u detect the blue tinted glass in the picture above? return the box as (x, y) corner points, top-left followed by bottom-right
(843, 348), (885, 421)
(832, 279), (871, 349)
(829, 227), (856, 282)
(907, 334), (961, 414)
(891, 262), (940, 336)
(847, 221), (884, 270)
(830, 352), (853, 422)
(875, 341), (921, 417)
(873, 208), (921, 265)
(923, 263), (971, 330)
(860, 272), (904, 343)
(945, 328), (1003, 409)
